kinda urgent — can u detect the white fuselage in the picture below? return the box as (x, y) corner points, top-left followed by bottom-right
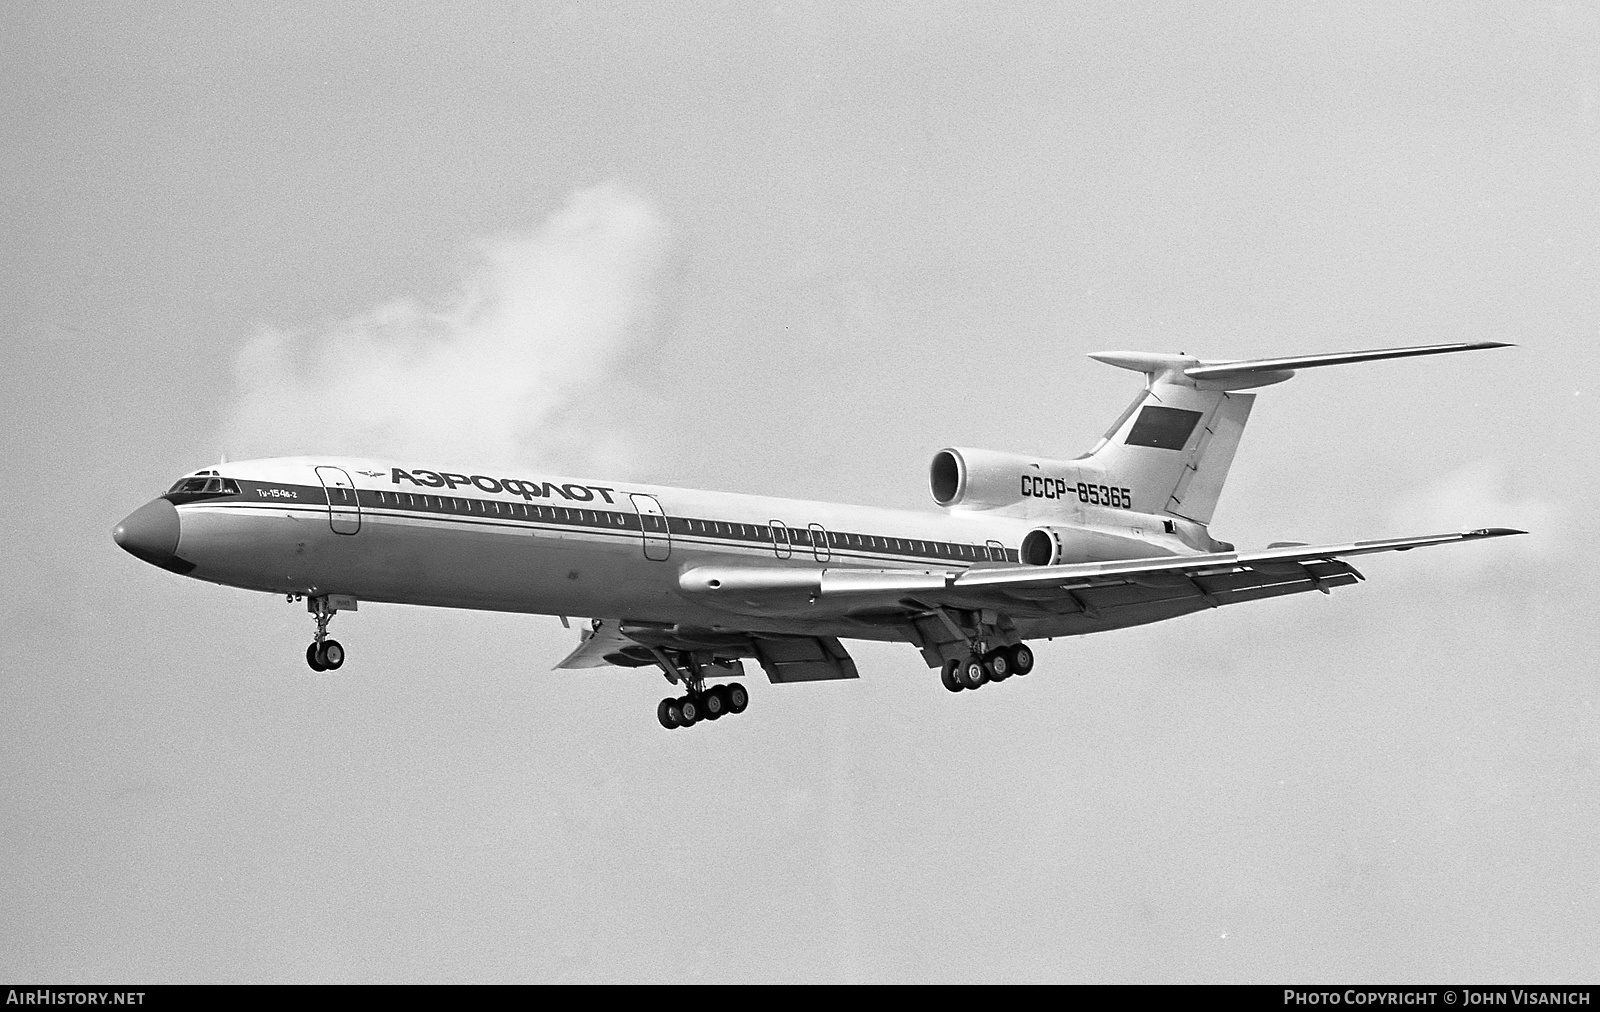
(155, 455), (1200, 643)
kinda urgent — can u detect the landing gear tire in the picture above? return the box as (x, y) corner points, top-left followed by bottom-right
(726, 682), (749, 714)
(657, 698), (682, 729)
(704, 687), (727, 720)
(985, 648), (1012, 682)
(1008, 643), (1034, 676)
(959, 655), (988, 690)
(678, 695), (701, 726)
(940, 659), (964, 693)
(318, 639), (345, 670)
(303, 596), (347, 672)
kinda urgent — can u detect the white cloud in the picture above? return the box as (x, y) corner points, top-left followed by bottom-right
(1385, 460), (1564, 578)
(221, 183), (668, 472)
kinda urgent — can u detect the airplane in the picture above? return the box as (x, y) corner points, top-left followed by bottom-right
(113, 341), (1521, 729)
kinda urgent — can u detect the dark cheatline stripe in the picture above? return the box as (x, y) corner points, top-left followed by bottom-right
(203, 479), (1019, 565)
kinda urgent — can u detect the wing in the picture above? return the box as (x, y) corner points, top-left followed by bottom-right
(677, 528), (1525, 624)
(556, 617), (859, 683)
(555, 618), (654, 669)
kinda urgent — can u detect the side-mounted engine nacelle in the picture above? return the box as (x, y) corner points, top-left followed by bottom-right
(1020, 525), (1178, 566)
(1019, 516), (1233, 566)
(930, 447), (1084, 510)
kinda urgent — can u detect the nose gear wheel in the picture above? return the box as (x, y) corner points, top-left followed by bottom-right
(302, 595), (350, 672)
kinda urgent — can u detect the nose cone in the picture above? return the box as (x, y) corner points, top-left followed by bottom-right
(113, 498), (189, 573)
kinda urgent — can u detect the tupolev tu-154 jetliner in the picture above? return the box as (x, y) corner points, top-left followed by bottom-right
(115, 342), (1520, 729)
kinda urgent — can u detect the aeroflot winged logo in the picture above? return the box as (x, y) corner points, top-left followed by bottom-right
(391, 468), (622, 505)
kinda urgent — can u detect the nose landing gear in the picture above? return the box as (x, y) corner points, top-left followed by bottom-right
(299, 594), (354, 671)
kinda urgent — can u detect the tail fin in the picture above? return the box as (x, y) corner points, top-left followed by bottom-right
(1082, 342), (1511, 526)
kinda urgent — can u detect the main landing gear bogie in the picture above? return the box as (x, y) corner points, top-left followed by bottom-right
(942, 643), (1034, 693)
(658, 682), (749, 730)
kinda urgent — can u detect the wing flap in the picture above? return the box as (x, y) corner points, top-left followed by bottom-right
(751, 635), (860, 683)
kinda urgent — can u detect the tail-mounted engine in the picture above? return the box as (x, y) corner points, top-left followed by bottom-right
(930, 447), (1086, 510)
(1020, 525), (1178, 566)
(1019, 517), (1233, 566)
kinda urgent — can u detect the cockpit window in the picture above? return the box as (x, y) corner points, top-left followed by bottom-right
(168, 476), (240, 495)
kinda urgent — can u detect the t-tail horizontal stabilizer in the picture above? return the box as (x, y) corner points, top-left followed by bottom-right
(1090, 341), (1513, 391)
(1079, 341), (1513, 526)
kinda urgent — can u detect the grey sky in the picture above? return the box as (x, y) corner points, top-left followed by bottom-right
(2, 2), (1596, 982)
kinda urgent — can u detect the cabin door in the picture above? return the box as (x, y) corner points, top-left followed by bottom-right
(314, 466), (361, 535)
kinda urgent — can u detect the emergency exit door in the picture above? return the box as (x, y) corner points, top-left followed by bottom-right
(630, 494), (671, 561)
